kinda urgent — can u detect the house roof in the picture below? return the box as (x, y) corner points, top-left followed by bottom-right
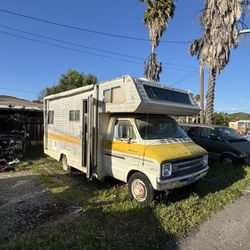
(0, 95), (43, 111)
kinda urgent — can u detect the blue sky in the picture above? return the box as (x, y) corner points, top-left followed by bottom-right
(0, 0), (249, 113)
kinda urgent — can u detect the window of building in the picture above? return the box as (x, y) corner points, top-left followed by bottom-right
(48, 111), (54, 124)
(69, 110), (80, 122)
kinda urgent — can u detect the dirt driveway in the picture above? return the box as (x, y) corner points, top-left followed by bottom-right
(0, 170), (76, 242)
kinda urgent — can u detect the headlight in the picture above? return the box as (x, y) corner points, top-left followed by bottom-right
(162, 163), (172, 177)
(240, 152), (248, 158)
(203, 155), (208, 166)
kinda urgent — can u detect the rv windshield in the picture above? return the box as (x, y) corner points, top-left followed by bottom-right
(135, 115), (188, 140)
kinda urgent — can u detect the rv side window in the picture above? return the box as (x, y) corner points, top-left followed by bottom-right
(111, 87), (125, 104)
(48, 111), (54, 124)
(114, 120), (136, 140)
(69, 110), (80, 122)
(104, 89), (111, 103)
(104, 87), (125, 104)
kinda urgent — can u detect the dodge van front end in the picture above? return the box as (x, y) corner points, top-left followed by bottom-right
(157, 155), (209, 190)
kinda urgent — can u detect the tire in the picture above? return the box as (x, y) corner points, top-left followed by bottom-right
(221, 155), (233, 166)
(61, 155), (72, 173)
(128, 172), (155, 206)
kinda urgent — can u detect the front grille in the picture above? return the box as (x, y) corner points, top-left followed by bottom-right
(161, 156), (206, 179)
(171, 156), (204, 177)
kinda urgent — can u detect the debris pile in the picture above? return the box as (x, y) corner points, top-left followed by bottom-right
(0, 159), (20, 172)
(0, 115), (30, 172)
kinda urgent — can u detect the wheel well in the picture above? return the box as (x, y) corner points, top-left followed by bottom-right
(127, 170), (139, 182)
(220, 153), (235, 161)
(59, 154), (65, 162)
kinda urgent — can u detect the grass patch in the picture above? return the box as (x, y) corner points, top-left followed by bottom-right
(1, 143), (250, 249)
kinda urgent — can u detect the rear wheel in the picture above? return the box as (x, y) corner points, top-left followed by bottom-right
(128, 172), (155, 206)
(61, 155), (72, 173)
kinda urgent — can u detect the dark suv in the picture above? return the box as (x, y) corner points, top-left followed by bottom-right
(181, 124), (250, 165)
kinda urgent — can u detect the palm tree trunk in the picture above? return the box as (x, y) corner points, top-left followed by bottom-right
(200, 64), (205, 124)
(205, 68), (216, 125)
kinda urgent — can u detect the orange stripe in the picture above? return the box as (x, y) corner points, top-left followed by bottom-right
(47, 132), (81, 145)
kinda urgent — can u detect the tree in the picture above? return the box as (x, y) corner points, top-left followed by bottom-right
(190, 0), (248, 124)
(38, 70), (97, 99)
(213, 112), (229, 126)
(140, 0), (175, 81)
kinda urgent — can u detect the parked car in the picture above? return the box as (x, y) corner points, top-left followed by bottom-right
(245, 131), (250, 141)
(181, 124), (250, 165)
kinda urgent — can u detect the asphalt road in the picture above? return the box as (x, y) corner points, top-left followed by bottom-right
(180, 191), (250, 250)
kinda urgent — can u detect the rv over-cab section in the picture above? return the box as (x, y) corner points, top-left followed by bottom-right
(44, 75), (200, 116)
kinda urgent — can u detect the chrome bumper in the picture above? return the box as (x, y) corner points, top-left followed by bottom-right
(156, 165), (209, 191)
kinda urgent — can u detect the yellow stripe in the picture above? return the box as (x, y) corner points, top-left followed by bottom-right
(106, 140), (207, 164)
(47, 132), (81, 145)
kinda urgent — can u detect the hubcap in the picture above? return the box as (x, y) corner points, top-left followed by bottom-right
(131, 179), (147, 202)
(223, 157), (233, 166)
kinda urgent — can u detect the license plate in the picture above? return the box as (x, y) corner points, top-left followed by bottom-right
(187, 177), (196, 185)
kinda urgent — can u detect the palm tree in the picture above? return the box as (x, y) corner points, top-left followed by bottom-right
(189, 0), (246, 124)
(140, 0), (175, 81)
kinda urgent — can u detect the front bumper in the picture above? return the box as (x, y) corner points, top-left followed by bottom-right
(156, 165), (209, 191)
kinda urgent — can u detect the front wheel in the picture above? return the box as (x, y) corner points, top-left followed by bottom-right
(221, 156), (234, 166)
(128, 172), (155, 206)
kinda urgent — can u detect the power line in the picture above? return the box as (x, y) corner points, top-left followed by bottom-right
(0, 24), (197, 69)
(0, 29), (142, 65)
(171, 70), (199, 86)
(0, 8), (190, 44)
(0, 24), (143, 61)
(0, 29), (197, 72)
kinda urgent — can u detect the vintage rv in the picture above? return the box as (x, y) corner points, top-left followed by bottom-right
(44, 75), (208, 205)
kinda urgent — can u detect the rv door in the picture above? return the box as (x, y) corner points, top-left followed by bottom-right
(81, 96), (95, 179)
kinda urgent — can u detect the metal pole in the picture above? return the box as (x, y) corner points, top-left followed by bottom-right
(239, 29), (250, 34)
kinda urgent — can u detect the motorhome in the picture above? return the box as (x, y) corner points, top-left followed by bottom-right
(44, 75), (208, 205)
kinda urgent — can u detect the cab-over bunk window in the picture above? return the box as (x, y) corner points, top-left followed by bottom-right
(144, 85), (192, 105)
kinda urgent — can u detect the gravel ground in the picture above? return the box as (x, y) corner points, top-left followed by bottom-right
(0, 170), (74, 242)
(179, 190), (250, 250)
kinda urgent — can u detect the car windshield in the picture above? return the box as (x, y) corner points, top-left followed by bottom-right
(216, 127), (244, 142)
(135, 115), (188, 140)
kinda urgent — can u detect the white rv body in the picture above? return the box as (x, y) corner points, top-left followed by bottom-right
(44, 75), (208, 204)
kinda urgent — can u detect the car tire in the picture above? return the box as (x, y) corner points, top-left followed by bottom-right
(221, 155), (233, 166)
(128, 172), (155, 206)
(61, 155), (72, 173)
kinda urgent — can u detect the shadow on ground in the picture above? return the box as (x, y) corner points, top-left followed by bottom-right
(0, 172), (178, 250)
